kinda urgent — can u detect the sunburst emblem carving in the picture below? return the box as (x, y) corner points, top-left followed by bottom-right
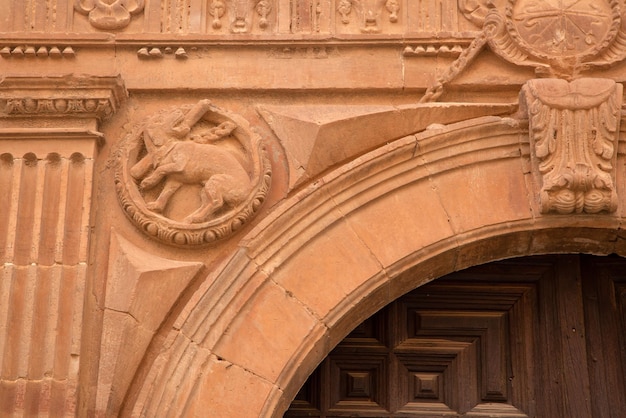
(507, 0), (620, 61)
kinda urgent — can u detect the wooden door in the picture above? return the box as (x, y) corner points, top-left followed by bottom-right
(284, 255), (626, 417)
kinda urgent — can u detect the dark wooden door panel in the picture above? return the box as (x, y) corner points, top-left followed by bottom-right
(581, 257), (626, 418)
(285, 255), (626, 418)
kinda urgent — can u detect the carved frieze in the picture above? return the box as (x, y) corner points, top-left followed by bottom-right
(337, 0), (400, 33)
(206, 0), (274, 33)
(0, 75), (126, 121)
(74, 0), (145, 30)
(403, 44), (465, 58)
(0, 45), (75, 58)
(521, 78), (622, 214)
(136, 46), (188, 59)
(113, 100), (272, 246)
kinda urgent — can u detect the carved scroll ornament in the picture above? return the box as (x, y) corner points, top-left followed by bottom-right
(75, 0), (145, 30)
(521, 78), (622, 214)
(113, 100), (272, 246)
(458, 0), (506, 27)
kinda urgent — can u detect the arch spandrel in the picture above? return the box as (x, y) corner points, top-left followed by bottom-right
(127, 111), (626, 417)
(4, 1), (626, 417)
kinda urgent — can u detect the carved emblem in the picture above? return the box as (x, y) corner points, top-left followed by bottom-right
(209, 0), (227, 29)
(487, 0), (622, 77)
(521, 78), (622, 214)
(207, 0), (274, 32)
(423, 0), (626, 101)
(113, 100), (272, 246)
(75, 0), (145, 30)
(336, 0), (399, 32)
(507, 0), (620, 61)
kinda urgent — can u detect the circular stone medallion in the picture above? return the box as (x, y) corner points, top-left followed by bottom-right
(507, 0), (620, 62)
(113, 100), (272, 247)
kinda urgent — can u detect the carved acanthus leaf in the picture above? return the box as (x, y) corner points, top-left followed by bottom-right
(522, 78), (622, 214)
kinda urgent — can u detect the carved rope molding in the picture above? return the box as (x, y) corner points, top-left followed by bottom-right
(112, 100), (272, 247)
(521, 78), (622, 215)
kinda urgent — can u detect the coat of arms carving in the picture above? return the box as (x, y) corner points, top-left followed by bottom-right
(113, 100), (272, 246)
(484, 0), (623, 78)
(425, 0), (626, 214)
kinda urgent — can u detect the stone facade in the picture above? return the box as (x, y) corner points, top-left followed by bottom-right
(1, 0), (626, 416)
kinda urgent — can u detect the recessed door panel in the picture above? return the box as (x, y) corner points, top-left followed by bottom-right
(285, 255), (626, 418)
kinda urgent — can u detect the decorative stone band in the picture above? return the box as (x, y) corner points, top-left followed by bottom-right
(520, 78), (622, 214)
(0, 75), (126, 121)
(112, 101), (272, 246)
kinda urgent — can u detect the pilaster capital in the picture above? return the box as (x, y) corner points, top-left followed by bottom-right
(0, 74), (126, 123)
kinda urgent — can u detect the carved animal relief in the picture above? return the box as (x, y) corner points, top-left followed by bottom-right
(113, 100), (272, 246)
(521, 78), (622, 214)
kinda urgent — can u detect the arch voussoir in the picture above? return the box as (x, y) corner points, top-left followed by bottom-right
(132, 115), (626, 417)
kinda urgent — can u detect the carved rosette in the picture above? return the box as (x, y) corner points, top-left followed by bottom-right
(521, 78), (622, 214)
(75, 0), (145, 30)
(112, 101), (272, 246)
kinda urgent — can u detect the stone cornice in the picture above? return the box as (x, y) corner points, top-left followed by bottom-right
(0, 32), (478, 46)
(0, 74), (127, 121)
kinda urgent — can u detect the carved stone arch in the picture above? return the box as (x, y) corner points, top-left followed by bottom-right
(125, 114), (626, 417)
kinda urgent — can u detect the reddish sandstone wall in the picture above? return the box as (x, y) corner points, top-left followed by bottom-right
(1, 1), (626, 417)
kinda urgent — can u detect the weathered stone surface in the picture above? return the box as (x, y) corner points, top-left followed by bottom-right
(2, 1), (626, 417)
(260, 103), (517, 189)
(213, 279), (322, 382)
(96, 231), (202, 417)
(0, 76), (123, 417)
(521, 78), (622, 214)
